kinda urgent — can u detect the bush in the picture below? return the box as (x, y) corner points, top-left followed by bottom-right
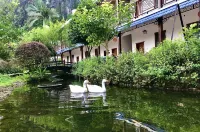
(15, 41), (50, 70)
(0, 59), (22, 74)
(72, 25), (200, 89)
(0, 43), (10, 60)
(73, 57), (106, 82)
(25, 67), (50, 84)
(0, 59), (8, 73)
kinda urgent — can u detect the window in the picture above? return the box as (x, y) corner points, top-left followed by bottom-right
(136, 42), (144, 53)
(155, 30), (166, 47)
(67, 56), (69, 62)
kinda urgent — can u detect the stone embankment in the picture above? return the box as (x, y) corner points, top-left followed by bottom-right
(0, 81), (24, 102)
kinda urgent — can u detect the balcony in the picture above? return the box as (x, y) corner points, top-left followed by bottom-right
(135, 0), (158, 17)
(134, 0), (179, 18)
(163, 0), (177, 5)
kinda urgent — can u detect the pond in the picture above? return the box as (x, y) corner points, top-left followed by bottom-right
(0, 79), (200, 132)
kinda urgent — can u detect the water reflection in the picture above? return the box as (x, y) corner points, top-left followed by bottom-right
(57, 89), (108, 109)
(0, 83), (200, 132)
(115, 112), (165, 132)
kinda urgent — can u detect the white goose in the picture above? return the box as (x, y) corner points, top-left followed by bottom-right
(69, 80), (90, 93)
(87, 79), (109, 93)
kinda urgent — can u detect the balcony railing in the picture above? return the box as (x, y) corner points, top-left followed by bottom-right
(135, 0), (158, 17)
(135, 0), (178, 18)
(163, 0), (177, 5)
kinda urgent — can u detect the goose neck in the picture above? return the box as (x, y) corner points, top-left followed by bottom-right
(102, 81), (106, 90)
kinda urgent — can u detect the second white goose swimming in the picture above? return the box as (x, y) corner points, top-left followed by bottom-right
(87, 79), (109, 93)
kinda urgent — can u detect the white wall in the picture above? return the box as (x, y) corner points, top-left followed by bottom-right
(164, 8), (199, 40)
(71, 48), (82, 63)
(90, 38), (119, 57)
(121, 34), (132, 52)
(63, 52), (69, 62)
(62, 7), (199, 60)
(121, 8), (199, 53)
(125, 23), (158, 53)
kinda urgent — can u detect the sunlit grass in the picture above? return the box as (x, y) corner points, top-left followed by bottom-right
(0, 74), (24, 87)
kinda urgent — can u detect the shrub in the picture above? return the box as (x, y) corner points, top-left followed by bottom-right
(0, 43), (10, 60)
(15, 41), (50, 70)
(25, 67), (50, 83)
(0, 59), (22, 74)
(73, 57), (106, 82)
(0, 59), (8, 73)
(72, 26), (200, 89)
(144, 38), (200, 88)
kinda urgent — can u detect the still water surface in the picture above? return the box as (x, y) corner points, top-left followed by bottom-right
(0, 80), (200, 132)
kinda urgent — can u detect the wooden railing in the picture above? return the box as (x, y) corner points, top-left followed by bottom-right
(44, 61), (73, 67)
(135, 0), (177, 18)
(163, 0), (177, 5)
(135, 0), (158, 17)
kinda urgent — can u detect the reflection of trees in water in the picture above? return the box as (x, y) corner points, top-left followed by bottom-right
(107, 87), (200, 132)
(1, 85), (200, 131)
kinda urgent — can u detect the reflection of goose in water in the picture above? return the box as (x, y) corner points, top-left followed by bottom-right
(70, 92), (88, 107)
(115, 112), (165, 132)
(69, 92), (108, 111)
(87, 92), (108, 106)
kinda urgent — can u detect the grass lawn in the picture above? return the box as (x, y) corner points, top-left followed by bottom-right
(0, 74), (24, 87)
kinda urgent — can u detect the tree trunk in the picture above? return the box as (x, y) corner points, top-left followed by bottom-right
(86, 45), (93, 58)
(105, 40), (109, 56)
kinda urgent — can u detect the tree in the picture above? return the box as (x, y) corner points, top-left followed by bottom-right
(67, 0), (134, 56)
(0, 0), (24, 61)
(21, 21), (69, 58)
(15, 41), (50, 70)
(66, 0), (98, 57)
(26, 0), (59, 28)
(0, 0), (23, 44)
(83, 1), (134, 55)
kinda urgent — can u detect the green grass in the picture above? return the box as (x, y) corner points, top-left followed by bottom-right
(0, 74), (24, 87)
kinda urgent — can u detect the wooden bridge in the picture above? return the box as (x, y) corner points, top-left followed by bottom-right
(44, 61), (73, 73)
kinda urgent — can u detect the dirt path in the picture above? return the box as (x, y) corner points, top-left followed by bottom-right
(0, 81), (24, 102)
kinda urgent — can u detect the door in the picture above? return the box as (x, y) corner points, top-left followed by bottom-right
(136, 42), (144, 53)
(112, 48), (117, 57)
(95, 48), (98, 57)
(72, 55), (74, 63)
(76, 56), (79, 62)
(85, 51), (89, 58)
(155, 30), (166, 47)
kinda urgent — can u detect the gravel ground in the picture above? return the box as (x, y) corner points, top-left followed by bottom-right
(0, 81), (24, 102)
